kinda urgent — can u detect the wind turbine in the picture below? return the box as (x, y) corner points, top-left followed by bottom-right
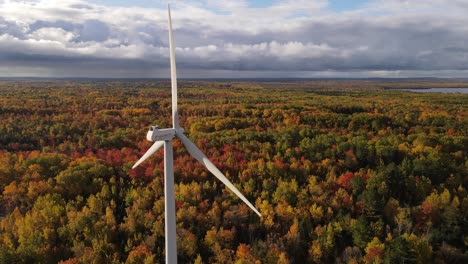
(132, 4), (261, 263)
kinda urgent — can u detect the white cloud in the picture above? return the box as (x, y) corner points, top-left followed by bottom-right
(30, 27), (75, 42)
(0, 0), (467, 77)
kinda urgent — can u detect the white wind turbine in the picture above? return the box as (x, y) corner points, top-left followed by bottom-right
(132, 4), (261, 263)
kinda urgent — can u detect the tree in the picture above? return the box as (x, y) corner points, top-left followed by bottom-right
(383, 236), (417, 264)
(364, 237), (385, 264)
(125, 245), (155, 264)
(235, 244), (258, 264)
(15, 194), (69, 263)
(351, 216), (371, 249)
(56, 158), (111, 199)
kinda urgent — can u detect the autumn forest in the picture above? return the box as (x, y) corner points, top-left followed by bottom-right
(0, 80), (467, 263)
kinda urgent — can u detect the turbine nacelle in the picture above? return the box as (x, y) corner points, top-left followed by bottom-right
(146, 126), (185, 142)
(146, 126), (175, 142)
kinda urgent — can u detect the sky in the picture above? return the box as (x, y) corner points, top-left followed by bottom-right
(1, 0), (468, 78)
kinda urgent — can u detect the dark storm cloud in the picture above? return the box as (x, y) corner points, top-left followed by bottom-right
(0, 0), (467, 77)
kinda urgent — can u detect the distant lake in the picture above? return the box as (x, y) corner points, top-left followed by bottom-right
(404, 88), (468, 94)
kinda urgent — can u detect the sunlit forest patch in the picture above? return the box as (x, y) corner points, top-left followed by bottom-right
(0, 80), (467, 263)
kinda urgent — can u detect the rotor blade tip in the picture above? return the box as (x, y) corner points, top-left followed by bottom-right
(255, 210), (261, 217)
(131, 162), (141, 170)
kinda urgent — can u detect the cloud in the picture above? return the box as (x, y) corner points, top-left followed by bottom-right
(0, 0), (467, 77)
(30, 27), (75, 42)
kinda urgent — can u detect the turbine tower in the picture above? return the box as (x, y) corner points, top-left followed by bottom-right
(132, 4), (261, 263)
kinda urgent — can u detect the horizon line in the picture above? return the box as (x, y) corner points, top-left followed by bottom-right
(1, 76), (467, 81)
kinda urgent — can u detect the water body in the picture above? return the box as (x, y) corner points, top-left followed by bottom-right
(405, 88), (468, 94)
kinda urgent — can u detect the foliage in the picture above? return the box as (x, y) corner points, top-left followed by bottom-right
(0, 80), (467, 263)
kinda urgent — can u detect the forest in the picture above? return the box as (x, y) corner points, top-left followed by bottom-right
(0, 80), (467, 263)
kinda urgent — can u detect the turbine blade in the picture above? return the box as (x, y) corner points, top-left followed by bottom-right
(132, 141), (165, 169)
(168, 4), (179, 128)
(177, 133), (261, 216)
